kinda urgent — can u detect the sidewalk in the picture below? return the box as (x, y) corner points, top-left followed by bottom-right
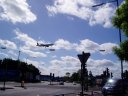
(0, 84), (25, 91)
(76, 86), (103, 96)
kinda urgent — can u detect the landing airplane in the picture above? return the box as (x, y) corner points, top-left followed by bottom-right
(1, 46), (6, 49)
(36, 42), (54, 47)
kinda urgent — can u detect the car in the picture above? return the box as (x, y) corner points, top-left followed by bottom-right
(102, 78), (128, 96)
(73, 82), (77, 85)
(59, 81), (64, 85)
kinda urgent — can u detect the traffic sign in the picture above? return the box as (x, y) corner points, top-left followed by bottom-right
(77, 52), (90, 64)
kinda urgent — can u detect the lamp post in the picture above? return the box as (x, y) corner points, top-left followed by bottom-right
(92, 0), (123, 79)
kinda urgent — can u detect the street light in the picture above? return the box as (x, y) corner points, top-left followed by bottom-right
(92, 0), (117, 7)
(92, 0), (123, 79)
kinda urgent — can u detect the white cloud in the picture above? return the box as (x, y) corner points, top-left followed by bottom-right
(46, 0), (115, 28)
(25, 59), (45, 67)
(0, 52), (8, 57)
(49, 56), (81, 76)
(8, 50), (17, 57)
(15, 29), (36, 47)
(76, 39), (99, 53)
(53, 38), (118, 55)
(39, 66), (50, 75)
(14, 29), (46, 51)
(52, 55), (57, 58)
(53, 39), (75, 50)
(75, 39), (118, 54)
(44, 55), (123, 77)
(0, 0), (37, 24)
(61, 56), (80, 66)
(14, 29), (118, 55)
(14, 29), (118, 56)
(20, 48), (47, 58)
(100, 43), (118, 54)
(88, 58), (114, 67)
(87, 58), (126, 77)
(40, 58), (128, 77)
(12, 30), (120, 76)
(89, 3), (115, 28)
(0, 39), (17, 50)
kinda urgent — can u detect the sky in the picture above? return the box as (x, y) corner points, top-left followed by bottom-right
(0, 0), (126, 77)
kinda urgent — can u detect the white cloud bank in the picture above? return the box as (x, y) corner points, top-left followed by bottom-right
(46, 0), (115, 28)
(14, 29), (118, 55)
(0, 0), (36, 24)
(40, 55), (126, 77)
(11, 30), (119, 77)
(0, 39), (17, 50)
(14, 29), (47, 58)
(53, 39), (118, 54)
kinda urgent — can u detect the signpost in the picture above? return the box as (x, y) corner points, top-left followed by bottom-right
(78, 52), (90, 96)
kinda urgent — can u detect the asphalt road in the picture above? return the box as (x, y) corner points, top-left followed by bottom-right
(0, 81), (81, 96)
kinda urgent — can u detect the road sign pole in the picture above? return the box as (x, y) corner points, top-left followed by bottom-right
(78, 52), (90, 96)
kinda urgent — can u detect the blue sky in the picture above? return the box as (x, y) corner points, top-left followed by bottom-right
(0, 0), (126, 77)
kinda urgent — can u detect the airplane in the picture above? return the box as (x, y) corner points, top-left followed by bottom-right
(36, 42), (54, 47)
(0, 46), (6, 49)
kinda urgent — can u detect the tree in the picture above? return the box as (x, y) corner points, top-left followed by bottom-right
(64, 72), (70, 81)
(88, 71), (94, 86)
(65, 72), (70, 77)
(0, 58), (40, 82)
(112, 0), (128, 61)
(113, 40), (128, 61)
(123, 70), (128, 79)
(112, 0), (128, 36)
(70, 72), (80, 82)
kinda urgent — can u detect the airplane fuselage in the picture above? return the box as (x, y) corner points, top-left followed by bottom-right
(36, 43), (54, 47)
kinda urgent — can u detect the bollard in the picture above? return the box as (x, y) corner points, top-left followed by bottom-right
(21, 81), (24, 88)
(91, 91), (94, 96)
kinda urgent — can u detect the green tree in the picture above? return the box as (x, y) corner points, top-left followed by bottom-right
(70, 72), (80, 82)
(113, 40), (128, 61)
(65, 72), (70, 77)
(123, 70), (128, 79)
(112, 0), (128, 61)
(0, 58), (40, 82)
(70, 69), (81, 82)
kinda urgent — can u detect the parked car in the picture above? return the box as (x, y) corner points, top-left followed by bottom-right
(102, 78), (128, 96)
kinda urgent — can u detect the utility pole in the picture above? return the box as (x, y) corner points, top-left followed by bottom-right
(17, 50), (21, 61)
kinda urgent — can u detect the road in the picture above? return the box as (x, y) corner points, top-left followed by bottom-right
(0, 81), (81, 96)
(0, 81), (103, 96)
